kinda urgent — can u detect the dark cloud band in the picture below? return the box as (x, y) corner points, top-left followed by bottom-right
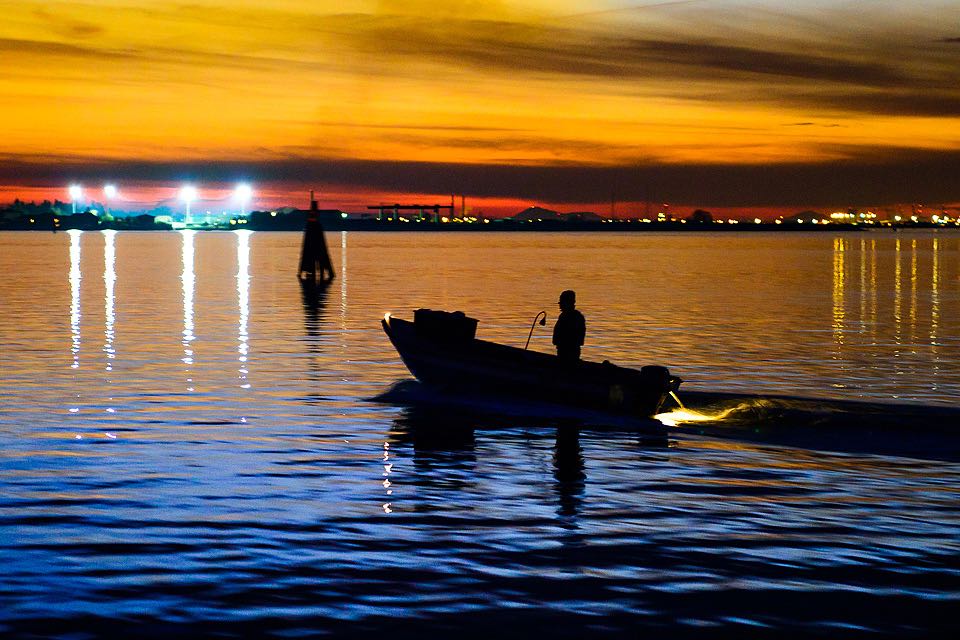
(3, 147), (958, 208)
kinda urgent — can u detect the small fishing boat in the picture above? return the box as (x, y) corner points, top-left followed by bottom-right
(382, 309), (681, 423)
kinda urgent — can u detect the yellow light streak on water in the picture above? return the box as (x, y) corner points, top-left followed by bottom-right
(654, 406), (740, 428)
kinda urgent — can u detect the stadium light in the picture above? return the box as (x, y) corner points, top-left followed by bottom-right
(235, 183), (253, 217)
(180, 185), (198, 225)
(68, 184), (83, 214)
(103, 184), (118, 199)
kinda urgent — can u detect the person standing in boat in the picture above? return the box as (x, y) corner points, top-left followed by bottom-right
(553, 290), (586, 363)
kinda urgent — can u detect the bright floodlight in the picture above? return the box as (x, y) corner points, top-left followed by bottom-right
(103, 184), (118, 199)
(235, 183), (253, 217)
(180, 185), (198, 225)
(235, 183), (253, 201)
(68, 184), (83, 214)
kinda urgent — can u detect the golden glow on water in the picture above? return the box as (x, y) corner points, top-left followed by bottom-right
(910, 239), (918, 344)
(859, 239), (867, 337)
(870, 239), (878, 346)
(832, 237), (845, 350)
(931, 237), (940, 387)
(5, 230), (959, 429)
(341, 231), (348, 335)
(894, 238), (902, 349)
(931, 238), (940, 341)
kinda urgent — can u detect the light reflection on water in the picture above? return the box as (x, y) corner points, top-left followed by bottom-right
(68, 229), (82, 372)
(236, 230), (250, 393)
(0, 230), (959, 636)
(181, 229), (195, 373)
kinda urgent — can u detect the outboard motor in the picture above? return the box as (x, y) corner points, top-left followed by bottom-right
(638, 365), (682, 414)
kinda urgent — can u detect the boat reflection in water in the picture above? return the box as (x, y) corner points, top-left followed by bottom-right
(388, 406), (478, 478)
(388, 405), (593, 514)
(385, 393), (672, 522)
(553, 427), (586, 520)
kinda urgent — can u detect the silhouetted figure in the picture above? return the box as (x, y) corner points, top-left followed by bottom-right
(552, 290), (585, 362)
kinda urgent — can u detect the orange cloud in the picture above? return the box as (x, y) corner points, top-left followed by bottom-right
(0, 1), (958, 210)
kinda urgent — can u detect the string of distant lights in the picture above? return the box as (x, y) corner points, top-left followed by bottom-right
(56, 183), (958, 227)
(65, 182), (254, 214)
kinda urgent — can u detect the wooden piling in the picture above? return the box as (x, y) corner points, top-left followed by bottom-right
(297, 191), (335, 286)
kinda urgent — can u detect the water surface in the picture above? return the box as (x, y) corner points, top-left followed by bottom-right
(1, 230), (958, 637)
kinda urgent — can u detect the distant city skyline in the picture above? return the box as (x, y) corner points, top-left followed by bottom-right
(1, 1), (958, 217)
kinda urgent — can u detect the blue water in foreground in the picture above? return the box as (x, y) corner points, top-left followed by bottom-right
(1, 230), (959, 637)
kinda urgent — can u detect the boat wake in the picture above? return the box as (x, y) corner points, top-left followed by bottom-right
(373, 381), (960, 461)
(662, 389), (960, 462)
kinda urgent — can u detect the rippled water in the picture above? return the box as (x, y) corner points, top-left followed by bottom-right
(1, 230), (959, 637)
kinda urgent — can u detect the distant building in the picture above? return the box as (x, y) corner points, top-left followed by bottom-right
(780, 210), (822, 223)
(685, 209), (713, 224)
(511, 206), (561, 222)
(63, 211), (100, 230)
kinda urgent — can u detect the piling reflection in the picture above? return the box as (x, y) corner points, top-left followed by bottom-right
(301, 280), (331, 405)
(301, 281), (330, 333)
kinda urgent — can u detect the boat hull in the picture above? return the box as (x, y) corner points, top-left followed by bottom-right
(382, 315), (678, 420)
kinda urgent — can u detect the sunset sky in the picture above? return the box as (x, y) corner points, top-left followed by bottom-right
(1, 0), (959, 216)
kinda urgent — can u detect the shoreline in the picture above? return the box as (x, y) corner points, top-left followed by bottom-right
(2, 221), (956, 233)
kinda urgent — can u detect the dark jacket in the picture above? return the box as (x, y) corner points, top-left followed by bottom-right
(553, 309), (585, 359)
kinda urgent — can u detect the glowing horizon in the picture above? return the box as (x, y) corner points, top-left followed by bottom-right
(1, 0), (959, 215)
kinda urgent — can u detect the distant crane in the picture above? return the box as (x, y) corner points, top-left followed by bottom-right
(367, 203), (455, 223)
